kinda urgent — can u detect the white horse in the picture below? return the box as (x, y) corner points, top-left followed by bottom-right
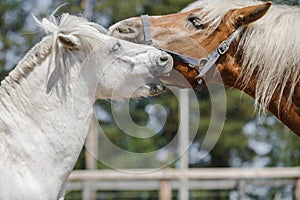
(0, 13), (172, 199)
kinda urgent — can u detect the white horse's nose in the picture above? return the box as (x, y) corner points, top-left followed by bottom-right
(153, 52), (173, 76)
(158, 52), (172, 66)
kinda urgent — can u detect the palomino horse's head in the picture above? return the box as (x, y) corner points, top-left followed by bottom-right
(108, 1), (271, 89)
(42, 13), (173, 99)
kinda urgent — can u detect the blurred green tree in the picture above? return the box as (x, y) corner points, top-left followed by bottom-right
(1, 1), (299, 199)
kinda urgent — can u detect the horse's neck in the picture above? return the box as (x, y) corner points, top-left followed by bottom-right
(237, 72), (300, 136)
(220, 49), (300, 137)
(0, 37), (94, 198)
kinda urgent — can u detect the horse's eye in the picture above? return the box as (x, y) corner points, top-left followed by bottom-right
(188, 16), (207, 30)
(112, 42), (121, 52)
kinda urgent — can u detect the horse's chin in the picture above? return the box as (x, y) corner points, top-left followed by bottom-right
(146, 83), (166, 96)
(131, 82), (166, 98)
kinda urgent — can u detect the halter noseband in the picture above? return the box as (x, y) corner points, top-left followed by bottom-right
(141, 14), (241, 91)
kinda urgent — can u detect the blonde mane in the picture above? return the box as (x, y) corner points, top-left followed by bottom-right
(0, 13), (107, 95)
(183, 0), (300, 112)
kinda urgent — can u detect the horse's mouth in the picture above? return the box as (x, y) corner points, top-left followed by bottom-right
(145, 83), (166, 96)
(144, 70), (172, 96)
(144, 75), (167, 96)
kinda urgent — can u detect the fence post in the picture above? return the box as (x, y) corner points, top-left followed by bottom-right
(178, 89), (190, 200)
(83, 117), (98, 200)
(238, 180), (246, 200)
(82, 182), (96, 200)
(296, 178), (300, 200)
(159, 180), (172, 200)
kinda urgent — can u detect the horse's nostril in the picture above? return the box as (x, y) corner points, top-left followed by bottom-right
(116, 27), (125, 33)
(116, 27), (132, 34)
(160, 55), (170, 63)
(156, 54), (173, 72)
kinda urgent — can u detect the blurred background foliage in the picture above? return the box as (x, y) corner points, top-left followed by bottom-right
(1, 0), (300, 173)
(1, 0), (300, 199)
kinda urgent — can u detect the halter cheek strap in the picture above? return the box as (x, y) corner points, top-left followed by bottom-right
(141, 15), (153, 45)
(141, 14), (242, 91)
(194, 28), (241, 90)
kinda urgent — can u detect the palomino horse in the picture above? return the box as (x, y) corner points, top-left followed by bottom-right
(0, 13), (172, 199)
(109, 0), (300, 136)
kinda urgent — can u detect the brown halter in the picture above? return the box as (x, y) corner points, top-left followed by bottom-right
(141, 14), (242, 91)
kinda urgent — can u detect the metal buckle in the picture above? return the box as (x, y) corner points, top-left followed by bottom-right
(218, 41), (230, 55)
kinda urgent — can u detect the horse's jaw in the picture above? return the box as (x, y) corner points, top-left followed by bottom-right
(94, 75), (168, 99)
(91, 44), (173, 99)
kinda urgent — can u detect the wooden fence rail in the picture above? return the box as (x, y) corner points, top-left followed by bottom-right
(67, 167), (300, 200)
(69, 167), (300, 180)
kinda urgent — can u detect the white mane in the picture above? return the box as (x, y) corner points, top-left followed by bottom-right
(183, 0), (300, 112)
(0, 13), (107, 95)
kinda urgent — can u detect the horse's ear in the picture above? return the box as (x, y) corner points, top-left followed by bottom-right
(228, 2), (271, 28)
(57, 33), (81, 50)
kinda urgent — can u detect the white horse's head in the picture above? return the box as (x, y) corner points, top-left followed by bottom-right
(40, 13), (173, 99)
